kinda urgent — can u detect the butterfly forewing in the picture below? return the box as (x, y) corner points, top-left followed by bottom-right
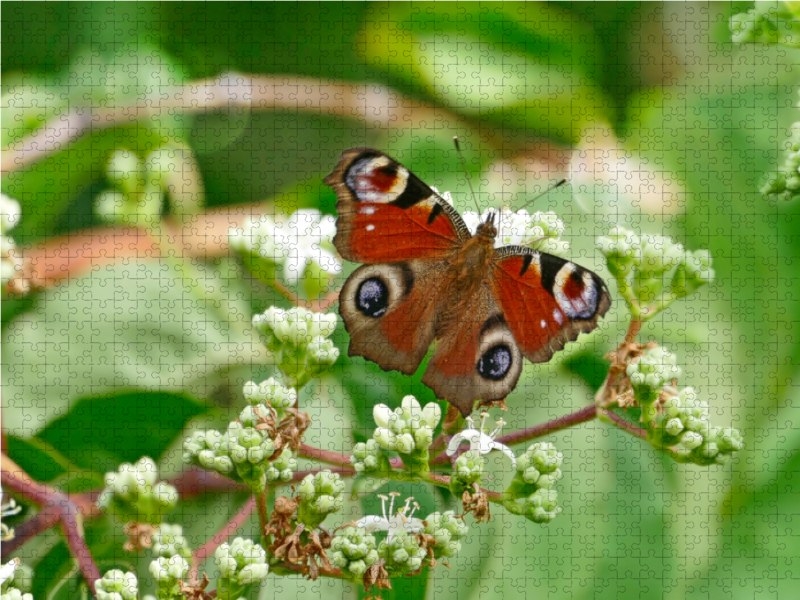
(324, 149), (470, 263)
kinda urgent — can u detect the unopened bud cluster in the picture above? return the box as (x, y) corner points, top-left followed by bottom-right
(730, 2), (800, 47)
(184, 420), (286, 493)
(214, 537), (269, 600)
(504, 443), (564, 523)
(372, 395), (442, 456)
(329, 526), (380, 579)
(597, 227), (714, 320)
(149, 555), (189, 600)
(0, 194), (21, 291)
(760, 121), (800, 201)
(297, 470), (345, 528)
(152, 524), (192, 559)
(94, 570), (138, 600)
(96, 146), (192, 226)
(96, 457), (178, 525)
(0, 560), (33, 600)
(450, 450), (486, 496)
(378, 529), (427, 576)
(424, 511), (469, 560)
(242, 377), (296, 420)
(351, 438), (390, 475)
(649, 387), (744, 465)
(626, 346), (682, 404)
(252, 307), (339, 388)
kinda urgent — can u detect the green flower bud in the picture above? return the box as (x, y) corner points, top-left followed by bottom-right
(371, 396), (442, 455)
(329, 526), (380, 580)
(95, 570), (138, 600)
(454, 450), (485, 485)
(424, 511), (468, 558)
(96, 457), (177, 525)
(265, 449), (297, 483)
(95, 190), (128, 224)
(297, 470), (344, 527)
(523, 489), (561, 524)
(378, 529), (427, 576)
(152, 524), (192, 559)
(0, 590), (33, 600)
(714, 427), (744, 453)
(305, 336), (340, 378)
(373, 427), (398, 451)
(251, 307), (339, 388)
(395, 433), (416, 455)
(107, 149), (143, 196)
(242, 378), (296, 414)
(214, 538), (269, 599)
(517, 442), (563, 474)
(670, 249), (714, 299)
(149, 556), (189, 597)
(626, 346), (681, 404)
(351, 439), (389, 474)
(596, 226), (641, 279)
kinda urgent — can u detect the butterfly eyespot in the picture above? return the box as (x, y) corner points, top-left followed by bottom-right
(356, 277), (389, 318)
(477, 344), (513, 381)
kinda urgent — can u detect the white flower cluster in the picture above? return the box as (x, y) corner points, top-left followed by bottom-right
(94, 569), (138, 600)
(651, 387), (744, 465)
(372, 395), (442, 455)
(96, 457), (178, 525)
(252, 306), (340, 388)
(229, 208), (342, 285)
(597, 226), (714, 318)
(626, 346), (683, 404)
(432, 187), (570, 255)
(1, 194), (22, 289)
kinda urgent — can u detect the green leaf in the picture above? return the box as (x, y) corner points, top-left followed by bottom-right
(37, 391), (207, 475)
(2, 260), (261, 437)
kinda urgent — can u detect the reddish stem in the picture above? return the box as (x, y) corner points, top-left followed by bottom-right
(190, 495), (257, 582)
(601, 409), (648, 440)
(1, 456), (101, 594)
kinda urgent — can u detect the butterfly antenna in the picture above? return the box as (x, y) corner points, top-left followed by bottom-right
(453, 136), (482, 215)
(517, 178), (568, 213)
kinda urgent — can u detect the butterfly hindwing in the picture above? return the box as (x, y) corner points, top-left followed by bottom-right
(491, 246), (611, 364)
(339, 258), (451, 376)
(422, 280), (524, 416)
(325, 148), (470, 263)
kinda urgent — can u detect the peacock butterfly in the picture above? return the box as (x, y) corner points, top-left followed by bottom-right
(324, 148), (611, 416)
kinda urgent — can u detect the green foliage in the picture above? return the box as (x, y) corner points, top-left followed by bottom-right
(2, 3), (798, 600)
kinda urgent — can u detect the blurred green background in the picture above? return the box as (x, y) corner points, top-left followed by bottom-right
(2, 2), (799, 599)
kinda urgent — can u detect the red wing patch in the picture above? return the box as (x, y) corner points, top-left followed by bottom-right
(493, 255), (566, 361)
(492, 250), (611, 363)
(346, 203), (460, 263)
(325, 149), (470, 263)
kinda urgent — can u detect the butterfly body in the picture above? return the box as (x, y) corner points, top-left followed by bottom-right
(325, 149), (611, 416)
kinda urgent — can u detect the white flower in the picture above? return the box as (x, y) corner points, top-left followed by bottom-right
(0, 194), (21, 235)
(371, 396), (442, 453)
(446, 412), (517, 469)
(0, 558), (19, 588)
(274, 209), (341, 284)
(356, 493), (425, 542)
(1, 489), (22, 542)
(461, 208), (570, 256)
